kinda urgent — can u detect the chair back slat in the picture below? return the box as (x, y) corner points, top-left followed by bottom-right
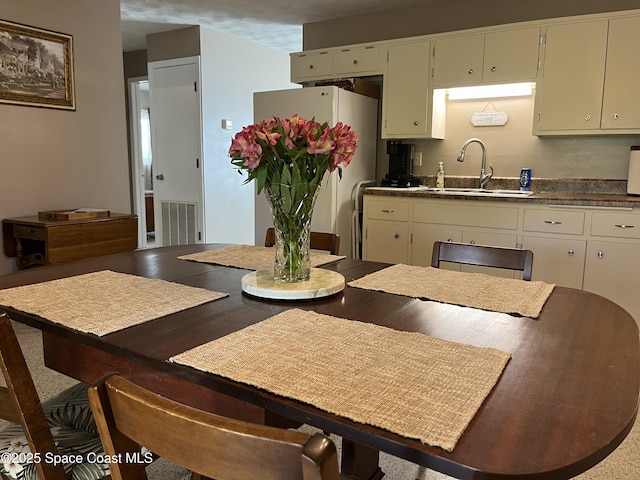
(431, 241), (534, 281)
(89, 374), (340, 480)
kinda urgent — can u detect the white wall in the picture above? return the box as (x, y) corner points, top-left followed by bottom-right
(199, 28), (294, 245)
(1, 0), (130, 275)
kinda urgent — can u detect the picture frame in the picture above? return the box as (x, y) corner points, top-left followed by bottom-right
(0, 19), (75, 110)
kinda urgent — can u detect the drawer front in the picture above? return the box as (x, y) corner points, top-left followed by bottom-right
(336, 47), (380, 74)
(366, 199), (410, 221)
(523, 209), (585, 235)
(413, 201), (518, 229)
(14, 224), (47, 241)
(290, 52), (333, 80)
(591, 212), (640, 239)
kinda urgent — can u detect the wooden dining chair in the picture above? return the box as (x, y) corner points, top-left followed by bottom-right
(88, 374), (341, 480)
(265, 227), (341, 255)
(0, 310), (110, 480)
(431, 241), (534, 281)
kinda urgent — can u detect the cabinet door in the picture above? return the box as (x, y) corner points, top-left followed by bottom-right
(583, 241), (640, 323)
(290, 51), (333, 82)
(336, 46), (381, 75)
(382, 41), (435, 138)
(411, 225), (462, 268)
(483, 27), (540, 83)
(601, 16), (640, 130)
(433, 34), (484, 87)
(364, 220), (409, 264)
(460, 231), (518, 278)
(522, 235), (585, 288)
(534, 20), (608, 133)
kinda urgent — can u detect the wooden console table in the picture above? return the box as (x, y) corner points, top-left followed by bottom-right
(2, 213), (138, 269)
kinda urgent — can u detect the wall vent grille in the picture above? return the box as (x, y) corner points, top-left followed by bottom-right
(160, 201), (197, 246)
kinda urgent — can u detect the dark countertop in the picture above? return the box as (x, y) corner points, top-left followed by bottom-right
(365, 177), (640, 208)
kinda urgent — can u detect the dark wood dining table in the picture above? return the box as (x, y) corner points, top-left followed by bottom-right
(0, 244), (638, 480)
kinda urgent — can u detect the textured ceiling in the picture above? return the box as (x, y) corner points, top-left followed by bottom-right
(120, 0), (428, 53)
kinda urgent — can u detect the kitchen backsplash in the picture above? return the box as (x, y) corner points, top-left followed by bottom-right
(375, 96), (640, 181)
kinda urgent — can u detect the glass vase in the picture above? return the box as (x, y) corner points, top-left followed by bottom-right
(264, 182), (321, 282)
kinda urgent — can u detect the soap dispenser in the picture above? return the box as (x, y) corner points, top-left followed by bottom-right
(436, 162), (445, 188)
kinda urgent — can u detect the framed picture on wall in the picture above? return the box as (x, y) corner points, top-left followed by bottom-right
(0, 19), (75, 110)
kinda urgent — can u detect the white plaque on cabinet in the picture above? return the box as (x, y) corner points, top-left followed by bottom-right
(470, 110), (509, 126)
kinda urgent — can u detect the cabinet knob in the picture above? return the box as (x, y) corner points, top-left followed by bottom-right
(468, 68), (474, 75)
(413, 120), (419, 126)
(597, 251), (605, 259)
(309, 65), (314, 70)
(612, 113), (619, 120)
(584, 114), (591, 121)
(156, 174), (164, 180)
(568, 249), (575, 256)
(490, 66), (496, 72)
(353, 60), (358, 65)
(394, 233), (400, 239)
(469, 240), (476, 245)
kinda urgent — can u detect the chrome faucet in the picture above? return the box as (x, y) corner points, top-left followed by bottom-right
(456, 138), (494, 189)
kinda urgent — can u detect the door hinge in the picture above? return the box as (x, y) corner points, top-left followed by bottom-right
(196, 158), (200, 168)
(198, 231), (202, 241)
(410, 232), (413, 244)
(539, 34), (546, 47)
(194, 82), (197, 92)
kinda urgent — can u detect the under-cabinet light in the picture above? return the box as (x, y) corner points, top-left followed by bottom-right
(446, 82), (535, 100)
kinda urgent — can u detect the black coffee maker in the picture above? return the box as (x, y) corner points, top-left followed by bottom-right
(381, 141), (421, 187)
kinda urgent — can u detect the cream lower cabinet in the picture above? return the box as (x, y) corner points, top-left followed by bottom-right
(583, 210), (640, 321)
(363, 194), (640, 324)
(521, 207), (587, 288)
(362, 196), (411, 264)
(364, 197), (520, 277)
(521, 236), (586, 288)
(410, 199), (519, 276)
(583, 241), (640, 320)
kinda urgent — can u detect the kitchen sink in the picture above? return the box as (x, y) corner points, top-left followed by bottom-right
(420, 187), (535, 198)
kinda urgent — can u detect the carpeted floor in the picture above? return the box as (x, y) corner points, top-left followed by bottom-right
(2, 320), (638, 479)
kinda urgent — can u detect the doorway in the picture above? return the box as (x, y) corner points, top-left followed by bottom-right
(128, 77), (155, 249)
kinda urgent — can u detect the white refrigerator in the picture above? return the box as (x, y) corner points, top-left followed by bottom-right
(253, 86), (378, 258)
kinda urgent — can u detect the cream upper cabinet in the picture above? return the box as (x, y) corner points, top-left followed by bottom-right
(432, 34), (484, 87)
(534, 16), (640, 135)
(600, 16), (640, 130)
(534, 20), (608, 133)
(290, 44), (383, 83)
(335, 46), (382, 76)
(290, 51), (334, 82)
(432, 27), (540, 87)
(382, 40), (445, 139)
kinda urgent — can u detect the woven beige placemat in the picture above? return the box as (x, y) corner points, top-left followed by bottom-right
(348, 264), (554, 318)
(178, 245), (345, 270)
(0, 270), (227, 336)
(170, 308), (511, 452)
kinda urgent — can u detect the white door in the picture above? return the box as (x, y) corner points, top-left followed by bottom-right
(148, 57), (203, 246)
